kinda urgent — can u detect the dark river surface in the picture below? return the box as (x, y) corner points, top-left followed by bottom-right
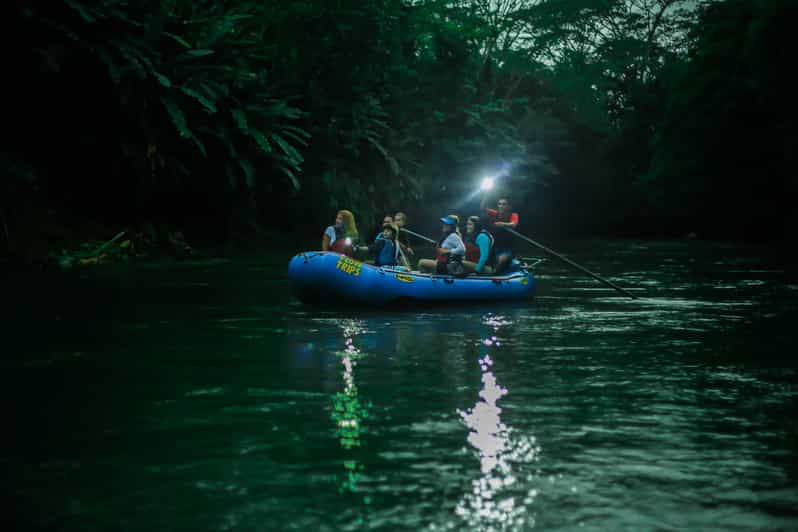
(3, 239), (797, 531)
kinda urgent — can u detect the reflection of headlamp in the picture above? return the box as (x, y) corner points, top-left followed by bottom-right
(480, 177), (495, 191)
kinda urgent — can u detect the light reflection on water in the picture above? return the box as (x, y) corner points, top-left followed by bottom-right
(451, 314), (542, 531)
(332, 319), (369, 497)
(4, 240), (798, 531)
(459, 354), (508, 476)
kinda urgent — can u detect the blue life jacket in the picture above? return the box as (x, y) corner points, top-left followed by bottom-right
(375, 239), (398, 266)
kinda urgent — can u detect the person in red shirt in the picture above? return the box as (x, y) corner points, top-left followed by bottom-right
(480, 194), (519, 274)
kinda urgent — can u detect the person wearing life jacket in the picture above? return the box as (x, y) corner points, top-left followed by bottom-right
(480, 193), (519, 274)
(359, 222), (400, 267)
(322, 209), (360, 258)
(418, 216), (466, 274)
(463, 216), (495, 275)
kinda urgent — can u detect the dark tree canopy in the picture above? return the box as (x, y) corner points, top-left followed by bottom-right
(3, 0), (794, 259)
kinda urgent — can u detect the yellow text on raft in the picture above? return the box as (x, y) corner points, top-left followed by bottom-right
(336, 256), (362, 277)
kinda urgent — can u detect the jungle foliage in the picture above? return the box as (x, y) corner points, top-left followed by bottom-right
(3, 0), (794, 255)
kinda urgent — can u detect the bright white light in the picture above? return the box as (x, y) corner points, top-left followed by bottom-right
(480, 177), (495, 191)
(344, 237), (352, 246)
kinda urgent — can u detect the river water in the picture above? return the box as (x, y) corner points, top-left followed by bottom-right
(3, 240), (797, 531)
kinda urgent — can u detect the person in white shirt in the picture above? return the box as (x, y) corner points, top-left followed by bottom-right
(418, 216), (465, 274)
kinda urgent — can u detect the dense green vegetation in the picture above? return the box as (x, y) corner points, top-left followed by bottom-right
(3, 0), (794, 260)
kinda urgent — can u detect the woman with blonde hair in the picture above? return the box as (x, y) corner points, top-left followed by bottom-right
(322, 210), (360, 257)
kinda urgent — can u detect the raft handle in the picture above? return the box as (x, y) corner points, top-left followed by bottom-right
(300, 252), (323, 263)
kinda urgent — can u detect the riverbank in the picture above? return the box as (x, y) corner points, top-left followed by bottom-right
(2, 209), (794, 277)
(0, 211), (319, 273)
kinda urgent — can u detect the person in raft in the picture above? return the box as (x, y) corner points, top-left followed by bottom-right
(358, 222), (401, 267)
(374, 214), (394, 241)
(321, 209), (360, 258)
(446, 213), (462, 237)
(463, 216), (494, 275)
(418, 216), (466, 275)
(480, 194), (518, 274)
(393, 211), (414, 263)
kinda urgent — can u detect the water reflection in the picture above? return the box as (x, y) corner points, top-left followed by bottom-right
(455, 313), (541, 530)
(331, 320), (369, 496)
(459, 354), (508, 475)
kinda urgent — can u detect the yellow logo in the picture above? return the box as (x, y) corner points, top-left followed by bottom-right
(336, 256), (362, 277)
(520, 277), (529, 286)
(394, 274), (414, 283)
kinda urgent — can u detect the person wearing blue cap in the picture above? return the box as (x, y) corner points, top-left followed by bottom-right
(418, 216), (466, 274)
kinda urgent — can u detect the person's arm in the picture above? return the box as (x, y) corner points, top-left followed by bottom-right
(367, 239), (385, 255)
(493, 212), (518, 228)
(399, 251), (410, 269)
(475, 233), (490, 273)
(399, 240), (413, 256)
(437, 234), (452, 255)
(449, 235), (465, 257)
(322, 226), (335, 251)
(394, 240), (410, 268)
(398, 233), (414, 255)
(484, 209), (499, 230)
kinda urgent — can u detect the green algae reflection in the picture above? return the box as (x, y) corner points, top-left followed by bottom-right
(331, 320), (371, 499)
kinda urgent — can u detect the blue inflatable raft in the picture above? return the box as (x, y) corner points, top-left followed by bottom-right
(288, 252), (535, 306)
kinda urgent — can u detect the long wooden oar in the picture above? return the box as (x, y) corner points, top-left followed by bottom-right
(505, 227), (638, 299)
(402, 228), (436, 244)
